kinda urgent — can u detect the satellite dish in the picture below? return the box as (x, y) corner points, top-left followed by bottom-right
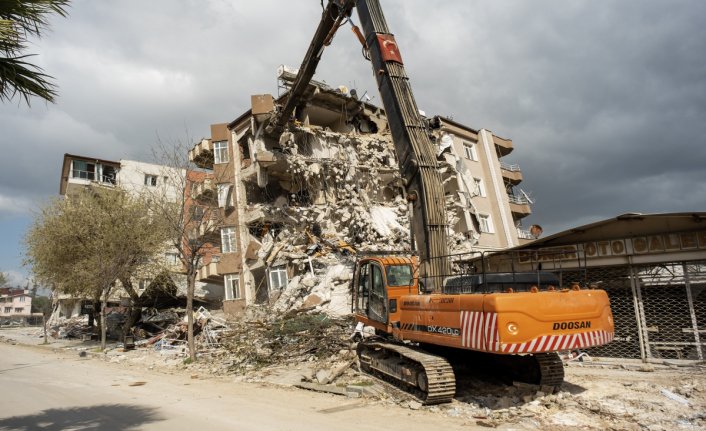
(530, 225), (543, 239)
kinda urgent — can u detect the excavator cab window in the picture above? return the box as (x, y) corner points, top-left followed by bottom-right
(385, 264), (413, 287)
(356, 262), (370, 314)
(369, 263), (388, 323)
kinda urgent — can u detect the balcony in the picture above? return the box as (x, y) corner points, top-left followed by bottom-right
(198, 258), (221, 283)
(189, 139), (214, 169)
(493, 135), (514, 157)
(517, 228), (534, 240)
(500, 162), (523, 184)
(508, 194), (532, 217)
(191, 178), (216, 204)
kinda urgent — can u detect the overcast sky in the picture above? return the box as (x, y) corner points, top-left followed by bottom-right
(1, 0), (704, 286)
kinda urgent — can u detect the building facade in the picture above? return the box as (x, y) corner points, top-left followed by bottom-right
(56, 154), (225, 315)
(0, 288), (33, 318)
(189, 73), (536, 316)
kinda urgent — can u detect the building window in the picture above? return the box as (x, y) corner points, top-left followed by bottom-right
(4, 307), (11, 313)
(165, 252), (180, 265)
(463, 142), (478, 161)
(478, 214), (494, 233)
(473, 177), (486, 197)
(213, 141), (229, 164)
(224, 274), (241, 300)
(217, 184), (232, 208)
(14, 308), (23, 313)
(138, 279), (151, 291)
(190, 205), (205, 222)
(268, 265), (288, 291)
(19, 296), (26, 303)
(71, 160), (95, 180)
(221, 227), (236, 253)
(144, 174), (158, 186)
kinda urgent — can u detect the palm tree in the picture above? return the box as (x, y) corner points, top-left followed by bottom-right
(0, 0), (69, 105)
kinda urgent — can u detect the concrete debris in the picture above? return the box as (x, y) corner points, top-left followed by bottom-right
(2, 324), (706, 430)
(295, 382), (348, 396)
(237, 120), (482, 318)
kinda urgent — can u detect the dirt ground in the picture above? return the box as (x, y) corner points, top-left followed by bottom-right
(2, 326), (704, 430)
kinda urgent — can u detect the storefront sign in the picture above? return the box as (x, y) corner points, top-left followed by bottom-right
(517, 231), (706, 263)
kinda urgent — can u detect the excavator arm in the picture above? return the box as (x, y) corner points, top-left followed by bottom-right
(269, 0), (450, 291)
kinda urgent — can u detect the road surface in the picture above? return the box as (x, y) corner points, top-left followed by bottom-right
(0, 342), (475, 431)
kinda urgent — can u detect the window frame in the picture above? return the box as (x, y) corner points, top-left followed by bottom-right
(478, 214), (494, 234)
(473, 177), (486, 197)
(221, 227), (236, 253)
(144, 174), (158, 187)
(463, 141), (478, 161)
(213, 141), (229, 164)
(268, 265), (288, 291)
(224, 274), (240, 300)
(71, 160), (96, 180)
(217, 184), (231, 208)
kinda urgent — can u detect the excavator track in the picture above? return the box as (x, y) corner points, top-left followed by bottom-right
(533, 352), (565, 387)
(357, 341), (456, 404)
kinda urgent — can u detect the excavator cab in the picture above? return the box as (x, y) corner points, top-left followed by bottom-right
(353, 256), (417, 331)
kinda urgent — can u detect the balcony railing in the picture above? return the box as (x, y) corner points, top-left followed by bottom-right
(70, 170), (116, 185)
(517, 228), (534, 240)
(500, 162), (521, 172)
(508, 194), (531, 205)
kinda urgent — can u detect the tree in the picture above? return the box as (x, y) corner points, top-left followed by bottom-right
(0, 271), (7, 287)
(144, 138), (225, 362)
(0, 0), (69, 104)
(31, 295), (52, 315)
(25, 187), (169, 349)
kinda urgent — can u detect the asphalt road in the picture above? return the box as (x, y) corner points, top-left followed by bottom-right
(0, 342), (475, 431)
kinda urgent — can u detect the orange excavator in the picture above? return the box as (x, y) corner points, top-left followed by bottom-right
(270, 0), (614, 404)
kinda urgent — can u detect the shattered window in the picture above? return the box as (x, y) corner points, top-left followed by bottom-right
(268, 266), (288, 291)
(372, 265), (384, 296)
(463, 142), (478, 161)
(213, 141), (229, 164)
(478, 214), (494, 233)
(386, 265), (413, 287)
(473, 177), (486, 197)
(102, 165), (117, 184)
(221, 227), (236, 253)
(224, 274), (240, 300)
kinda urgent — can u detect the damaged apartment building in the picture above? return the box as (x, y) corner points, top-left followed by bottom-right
(56, 154), (225, 320)
(189, 69), (536, 317)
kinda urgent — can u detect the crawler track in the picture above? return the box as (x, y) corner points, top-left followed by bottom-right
(533, 352), (565, 387)
(357, 341), (456, 404)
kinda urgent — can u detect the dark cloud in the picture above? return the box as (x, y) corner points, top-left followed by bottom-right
(1, 0), (704, 278)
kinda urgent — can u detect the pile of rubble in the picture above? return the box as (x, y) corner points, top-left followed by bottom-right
(46, 315), (92, 339)
(218, 310), (352, 373)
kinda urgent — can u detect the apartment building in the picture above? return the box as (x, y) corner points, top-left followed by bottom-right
(0, 288), (32, 317)
(431, 117), (534, 253)
(56, 154), (225, 315)
(189, 72), (536, 316)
